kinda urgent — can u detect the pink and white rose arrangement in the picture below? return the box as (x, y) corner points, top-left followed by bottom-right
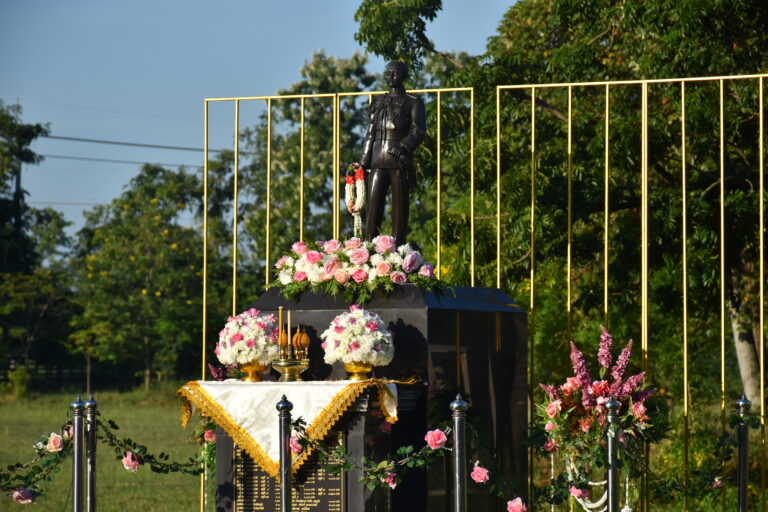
(215, 308), (280, 366)
(273, 235), (439, 304)
(320, 305), (394, 366)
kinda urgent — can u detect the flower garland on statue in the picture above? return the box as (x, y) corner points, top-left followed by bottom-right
(272, 235), (440, 304)
(320, 305), (394, 366)
(345, 162), (366, 238)
(215, 308), (280, 366)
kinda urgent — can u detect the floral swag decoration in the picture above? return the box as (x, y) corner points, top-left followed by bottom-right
(272, 235), (439, 304)
(345, 162), (366, 237)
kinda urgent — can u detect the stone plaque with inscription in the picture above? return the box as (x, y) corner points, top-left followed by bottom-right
(235, 447), (342, 512)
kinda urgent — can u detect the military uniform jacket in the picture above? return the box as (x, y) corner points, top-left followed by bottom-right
(360, 91), (426, 169)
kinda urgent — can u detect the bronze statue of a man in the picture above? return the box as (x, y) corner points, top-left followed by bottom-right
(360, 62), (426, 246)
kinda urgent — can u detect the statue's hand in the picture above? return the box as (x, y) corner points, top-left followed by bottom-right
(387, 146), (406, 157)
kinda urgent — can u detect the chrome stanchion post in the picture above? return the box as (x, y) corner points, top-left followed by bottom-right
(84, 395), (97, 512)
(71, 395), (85, 512)
(737, 394), (751, 512)
(606, 396), (620, 512)
(450, 394), (468, 512)
(277, 395), (293, 512)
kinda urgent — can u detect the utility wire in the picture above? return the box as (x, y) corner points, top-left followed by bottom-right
(44, 135), (226, 153)
(41, 154), (202, 169)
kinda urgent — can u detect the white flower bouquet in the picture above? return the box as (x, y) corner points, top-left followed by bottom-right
(272, 235), (439, 304)
(320, 305), (395, 366)
(215, 308), (280, 366)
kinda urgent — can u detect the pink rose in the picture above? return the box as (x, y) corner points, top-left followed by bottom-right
(294, 271), (308, 282)
(324, 239), (342, 254)
(366, 321), (379, 331)
(545, 400), (562, 418)
(349, 341), (360, 351)
(470, 464), (490, 483)
(204, 429), (216, 443)
(324, 257), (341, 274)
(305, 250), (323, 264)
(390, 271), (407, 284)
(591, 380), (610, 396)
(418, 263), (435, 278)
(579, 418), (592, 432)
(632, 401), (648, 422)
(545, 421), (555, 432)
(349, 248), (370, 265)
(275, 255), (290, 269)
(291, 241), (308, 255)
(352, 268), (368, 283)
(560, 376), (581, 394)
(402, 251), (423, 273)
(375, 261), (393, 276)
(382, 472), (397, 489)
(247, 308), (259, 317)
(424, 429), (447, 450)
(374, 235), (396, 254)
(231, 332), (243, 343)
(334, 269), (350, 284)
(570, 486), (588, 499)
(543, 439), (558, 452)
(349, 304), (361, 311)
(290, 435), (303, 455)
(507, 498), (527, 512)
(344, 237), (363, 249)
(12, 488), (36, 504)
(122, 451), (139, 472)
(46, 432), (64, 452)
(63, 424), (73, 440)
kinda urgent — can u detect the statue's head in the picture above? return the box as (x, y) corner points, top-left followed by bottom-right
(385, 62), (408, 88)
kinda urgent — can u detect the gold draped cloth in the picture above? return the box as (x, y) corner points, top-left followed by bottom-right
(177, 379), (398, 477)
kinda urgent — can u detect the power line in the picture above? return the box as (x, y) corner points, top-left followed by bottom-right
(41, 154), (202, 169)
(44, 135), (226, 153)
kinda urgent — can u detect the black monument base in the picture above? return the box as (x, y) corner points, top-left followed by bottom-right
(216, 285), (527, 512)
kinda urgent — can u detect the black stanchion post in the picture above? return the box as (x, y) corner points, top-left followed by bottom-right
(84, 395), (97, 512)
(71, 395), (85, 512)
(737, 394), (751, 512)
(277, 395), (293, 512)
(606, 396), (620, 512)
(450, 394), (468, 512)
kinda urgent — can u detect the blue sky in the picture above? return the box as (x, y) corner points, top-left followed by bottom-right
(1, 0), (512, 232)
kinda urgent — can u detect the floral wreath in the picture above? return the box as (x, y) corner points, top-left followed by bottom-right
(345, 162), (366, 237)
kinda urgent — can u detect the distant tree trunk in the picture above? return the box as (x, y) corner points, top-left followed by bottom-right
(143, 336), (151, 391)
(729, 302), (761, 410)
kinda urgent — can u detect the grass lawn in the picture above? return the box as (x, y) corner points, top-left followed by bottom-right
(0, 383), (202, 511)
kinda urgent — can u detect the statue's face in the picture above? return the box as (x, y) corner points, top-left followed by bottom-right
(385, 64), (406, 88)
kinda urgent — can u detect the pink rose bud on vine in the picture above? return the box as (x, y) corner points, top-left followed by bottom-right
(545, 400), (562, 418)
(204, 430), (216, 443)
(470, 464), (490, 483)
(63, 424), (73, 440)
(290, 436), (303, 455)
(383, 472), (397, 489)
(424, 429), (447, 450)
(545, 421), (555, 432)
(122, 451), (139, 472)
(543, 439), (558, 452)
(570, 486), (588, 499)
(13, 488), (36, 504)
(507, 497), (527, 512)
(46, 432), (64, 452)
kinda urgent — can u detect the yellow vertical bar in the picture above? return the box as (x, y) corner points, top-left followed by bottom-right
(300, 97), (305, 241)
(470, 88), (476, 287)
(436, 91), (442, 279)
(333, 94), (340, 240)
(681, 81), (689, 512)
(529, 86), (537, 504)
(202, 100), (209, 379)
(760, 76), (766, 512)
(720, 79), (727, 432)
(496, 87), (502, 289)
(232, 100), (239, 316)
(265, 98), (272, 287)
(641, 81), (649, 512)
(567, 86), (573, 339)
(604, 84), (610, 325)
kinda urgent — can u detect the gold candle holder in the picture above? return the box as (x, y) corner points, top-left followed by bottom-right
(271, 324), (310, 381)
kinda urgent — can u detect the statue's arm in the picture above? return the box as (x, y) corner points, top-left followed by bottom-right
(360, 99), (377, 168)
(398, 97), (426, 154)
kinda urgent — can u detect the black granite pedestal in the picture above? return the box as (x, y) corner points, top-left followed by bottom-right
(215, 285), (527, 512)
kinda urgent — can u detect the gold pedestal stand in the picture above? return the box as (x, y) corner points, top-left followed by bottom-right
(272, 324), (311, 382)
